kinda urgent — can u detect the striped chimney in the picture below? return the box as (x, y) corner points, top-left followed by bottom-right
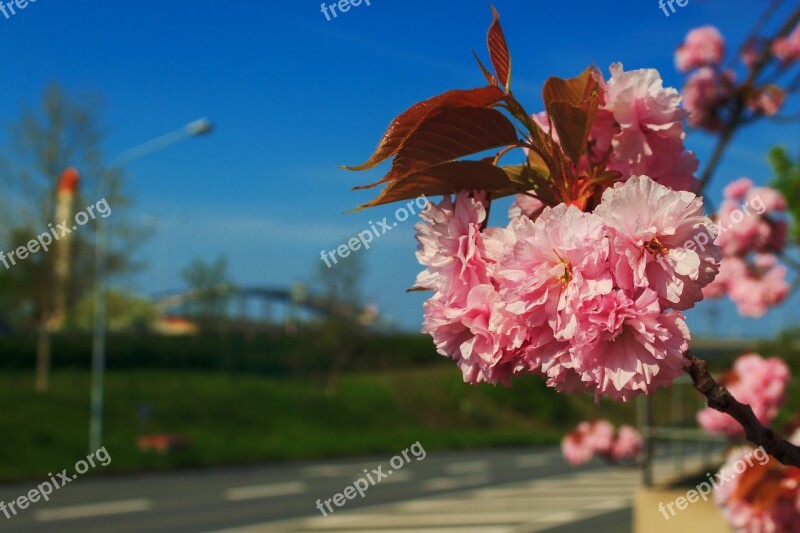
(50, 168), (80, 331)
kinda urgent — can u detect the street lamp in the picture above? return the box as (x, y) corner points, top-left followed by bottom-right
(89, 118), (213, 452)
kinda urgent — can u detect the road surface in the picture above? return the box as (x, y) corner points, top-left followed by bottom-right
(0, 446), (648, 532)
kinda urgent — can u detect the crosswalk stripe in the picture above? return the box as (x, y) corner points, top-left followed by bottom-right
(224, 481), (305, 501)
(35, 499), (152, 522)
(213, 450), (717, 532)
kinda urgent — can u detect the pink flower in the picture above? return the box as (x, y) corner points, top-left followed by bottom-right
(701, 254), (745, 299)
(610, 425), (643, 461)
(597, 64), (699, 191)
(724, 177), (753, 201)
(714, 186), (788, 257)
(414, 192), (493, 301)
(676, 26), (726, 72)
(773, 22), (800, 64)
(698, 354), (790, 438)
(561, 420), (615, 465)
(569, 288), (690, 401)
(714, 200), (765, 256)
(508, 193), (545, 220)
(748, 85), (786, 117)
(586, 420), (615, 453)
(728, 255), (790, 317)
(748, 187), (788, 213)
(682, 67), (735, 132)
(594, 175), (721, 311)
(562, 422), (597, 465)
(495, 204), (612, 341)
(715, 446), (800, 533)
(563, 421), (642, 464)
(416, 192), (530, 385)
(422, 283), (529, 385)
(703, 255), (790, 317)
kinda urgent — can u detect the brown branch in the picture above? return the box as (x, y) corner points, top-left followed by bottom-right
(698, 6), (800, 193)
(684, 351), (800, 467)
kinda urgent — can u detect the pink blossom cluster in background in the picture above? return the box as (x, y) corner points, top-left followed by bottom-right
(676, 25), (790, 131)
(697, 353), (790, 439)
(416, 175), (721, 401)
(561, 420), (643, 465)
(676, 26), (726, 72)
(715, 444), (800, 533)
(702, 178), (790, 317)
(772, 21), (800, 64)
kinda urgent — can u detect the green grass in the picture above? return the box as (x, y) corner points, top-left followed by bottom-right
(0, 366), (641, 481)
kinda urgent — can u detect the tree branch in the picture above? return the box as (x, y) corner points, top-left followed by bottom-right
(684, 351), (800, 467)
(697, 6), (800, 193)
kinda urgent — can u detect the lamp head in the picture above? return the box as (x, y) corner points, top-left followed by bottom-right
(185, 118), (213, 136)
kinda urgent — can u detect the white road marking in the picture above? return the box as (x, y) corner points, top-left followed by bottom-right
(538, 510), (581, 523)
(303, 465), (355, 477)
(422, 474), (491, 492)
(225, 481), (305, 501)
(35, 499), (152, 522)
(444, 460), (490, 475)
(382, 470), (412, 483)
(212, 451), (710, 532)
(584, 498), (629, 510)
(514, 455), (552, 468)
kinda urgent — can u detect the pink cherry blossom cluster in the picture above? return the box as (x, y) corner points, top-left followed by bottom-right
(561, 420), (643, 465)
(676, 25), (790, 132)
(533, 63), (700, 192)
(676, 26), (726, 72)
(415, 175), (721, 401)
(697, 353), (790, 439)
(715, 443), (800, 533)
(702, 178), (790, 317)
(773, 21), (800, 64)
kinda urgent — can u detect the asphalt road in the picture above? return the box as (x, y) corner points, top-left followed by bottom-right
(0, 446), (635, 532)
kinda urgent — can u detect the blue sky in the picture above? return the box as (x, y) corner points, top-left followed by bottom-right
(1, 0), (798, 335)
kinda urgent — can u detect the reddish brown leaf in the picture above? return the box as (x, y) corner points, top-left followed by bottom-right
(344, 87), (506, 171)
(354, 107), (518, 190)
(487, 6), (511, 92)
(351, 160), (516, 211)
(542, 68), (597, 109)
(548, 97), (599, 164)
(472, 50), (498, 87)
(541, 68), (600, 165)
(502, 164), (536, 190)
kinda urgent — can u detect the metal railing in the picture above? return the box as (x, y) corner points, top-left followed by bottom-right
(638, 375), (728, 486)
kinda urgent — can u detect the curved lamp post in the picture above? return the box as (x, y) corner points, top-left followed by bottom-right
(89, 118), (213, 452)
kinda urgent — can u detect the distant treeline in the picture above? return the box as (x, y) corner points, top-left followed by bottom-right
(0, 331), (442, 376)
(1, 329), (795, 376)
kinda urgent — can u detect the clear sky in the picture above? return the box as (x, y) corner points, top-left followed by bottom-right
(1, 0), (798, 336)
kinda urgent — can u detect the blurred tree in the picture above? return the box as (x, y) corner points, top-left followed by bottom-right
(0, 83), (146, 391)
(313, 252), (365, 393)
(769, 146), (800, 243)
(180, 255), (233, 328)
(71, 289), (156, 332)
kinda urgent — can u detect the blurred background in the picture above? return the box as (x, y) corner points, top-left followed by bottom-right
(0, 1), (798, 532)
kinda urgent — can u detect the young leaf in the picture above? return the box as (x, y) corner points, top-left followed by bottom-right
(542, 68), (600, 165)
(351, 160), (517, 211)
(487, 6), (511, 92)
(344, 86), (506, 171)
(542, 68), (597, 108)
(548, 97), (599, 165)
(472, 50), (498, 87)
(354, 107), (519, 190)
